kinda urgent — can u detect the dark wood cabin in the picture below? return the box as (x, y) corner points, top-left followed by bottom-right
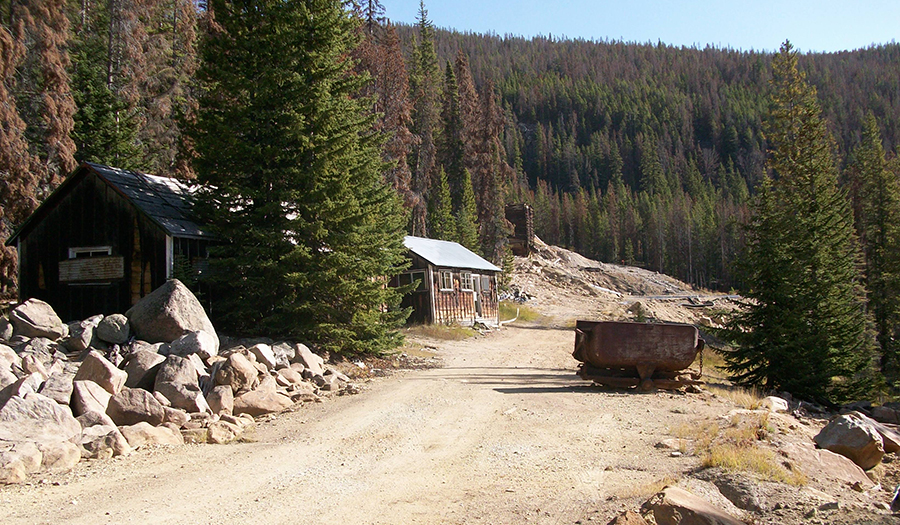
(505, 203), (534, 256)
(390, 236), (501, 327)
(5, 162), (215, 322)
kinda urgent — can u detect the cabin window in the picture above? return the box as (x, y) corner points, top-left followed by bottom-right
(398, 271), (427, 291)
(439, 270), (453, 291)
(460, 272), (474, 291)
(481, 275), (491, 292)
(68, 246), (112, 259)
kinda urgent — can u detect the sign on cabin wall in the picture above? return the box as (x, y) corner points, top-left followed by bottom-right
(59, 256), (125, 282)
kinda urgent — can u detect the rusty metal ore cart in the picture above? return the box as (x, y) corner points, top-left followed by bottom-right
(573, 320), (704, 391)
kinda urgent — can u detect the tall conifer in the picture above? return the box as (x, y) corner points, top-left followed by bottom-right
(190, 0), (409, 354)
(722, 42), (877, 404)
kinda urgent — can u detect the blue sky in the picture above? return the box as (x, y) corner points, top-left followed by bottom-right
(379, 0), (900, 53)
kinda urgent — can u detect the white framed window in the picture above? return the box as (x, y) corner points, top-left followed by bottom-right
(460, 271), (474, 291)
(398, 271), (428, 291)
(68, 246), (112, 259)
(439, 270), (453, 291)
(481, 275), (491, 291)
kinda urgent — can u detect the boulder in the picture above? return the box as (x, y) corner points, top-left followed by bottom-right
(76, 410), (116, 429)
(21, 354), (50, 379)
(71, 380), (112, 416)
(80, 425), (131, 458)
(18, 338), (61, 365)
(0, 368), (17, 391)
(166, 331), (218, 360)
(760, 396), (789, 413)
(154, 355), (210, 414)
(0, 373), (45, 406)
(185, 353), (211, 390)
(119, 422), (184, 448)
(38, 441), (81, 471)
(163, 407), (190, 428)
(814, 413), (884, 470)
(206, 385), (234, 416)
(872, 406), (900, 425)
(849, 411), (900, 454)
(38, 371), (75, 405)
(9, 299), (67, 340)
(0, 317), (12, 341)
(215, 353), (258, 394)
(0, 442), (42, 484)
(125, 279), (218, 351)
(276, 367), (304, 385)
(641, 486), (744, 525)
(780, 441), (873, 488)
(0, 343), (21, 370)
(106, 387), (167, 426)
(292, 344), (324, 376)
(233, 389), (292, 417)
(271, 342), (295, 369)
(248, 344), (277, 371)
(96, 314), (130, 344)
(207, 420), (242, 444)
(0, 392), (81, 444)
(181, 428), (209, 444)
(123, 350), (166, 390)
(62, 316), (102, 353)
(73, 351), (127, 395)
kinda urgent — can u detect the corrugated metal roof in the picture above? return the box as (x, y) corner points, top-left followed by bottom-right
(404, 236), (501, 272)
(87, 163), (213, 240)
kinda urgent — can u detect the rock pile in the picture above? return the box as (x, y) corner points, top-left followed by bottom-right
(0, 279), (352, 484)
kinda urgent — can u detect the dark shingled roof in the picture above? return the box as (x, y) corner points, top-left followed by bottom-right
(6, 162), (213, 246)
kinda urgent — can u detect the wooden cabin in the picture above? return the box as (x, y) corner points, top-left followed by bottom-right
(5, 162), (215, 322)
(391, 236), (501, 327)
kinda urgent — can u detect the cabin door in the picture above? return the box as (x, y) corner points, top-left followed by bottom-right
(474, 274), (483, 317)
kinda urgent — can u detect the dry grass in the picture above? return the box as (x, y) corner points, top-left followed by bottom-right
(671, 412), (806, 486)
(707, 385), (763, 410)
(405, 323), (477, 341)
(499, 301), (541, 323)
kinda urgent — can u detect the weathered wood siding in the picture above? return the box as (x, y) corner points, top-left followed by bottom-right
(17, 172), (169, 321)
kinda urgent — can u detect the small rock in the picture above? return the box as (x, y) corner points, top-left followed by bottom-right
(291, 344), (324, 376)
(119, 422), (184, 448)
(38, 441), (81, 471)
(760, 396), (790, 413)
(207, 420), (242, 444)
(73, 351), (127, 395)
(123, 350), (165, 390)
(206, 385), (234, 416)
(165, 331), (218, 360)
(106, 387), (167, 426)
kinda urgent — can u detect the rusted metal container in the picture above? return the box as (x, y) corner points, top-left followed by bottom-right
(573, 320), (704, 390)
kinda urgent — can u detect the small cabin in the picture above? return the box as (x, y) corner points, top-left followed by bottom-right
(5, 162), (215, 322)
(392, 236), (501, 327)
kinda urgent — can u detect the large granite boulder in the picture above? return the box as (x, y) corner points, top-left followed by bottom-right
(0, 442), (42, 484)
(106, 387), (167, 427)
(71, 380), (112, 416)
(73, 351), (127, 395)
(154, 355), (210, 413)
(96, 314), (131, 344)
(80, 425), (131, 458)
(119, 422), (184, 448)
(0, 392), (81, 444)
(9, 299), (67, 340)
(814, 413), (884, 470)
(215, 353), (258, 394)
(125, 280), (218, 351)
(165, 331), (218, 360)
(123, 350), (166, 390)
(206, 385), (234, 416)
(37, 371), (75, 405)
(292, 344), (324, 376)
(641, 486), (744, 525)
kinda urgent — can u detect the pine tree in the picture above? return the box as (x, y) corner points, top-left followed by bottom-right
(721, 42), (877, 404)
(189, 0), (409, 354)
(456, 168), (479, 251)
(427, 167), (454, 241)
(847, 114), (900, 377)
(407, 0), (440, 236)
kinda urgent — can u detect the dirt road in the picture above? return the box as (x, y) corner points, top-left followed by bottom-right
(0, 322), (729, 525)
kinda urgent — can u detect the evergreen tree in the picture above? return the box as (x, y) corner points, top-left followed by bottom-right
(189, 0), (409, 354)
(407, 0), (440, 236)
(721, 42), (877, 404)
(427, 167), (454, 240)
(847, 114), (900, 377)
(456, 168), (479, 251)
